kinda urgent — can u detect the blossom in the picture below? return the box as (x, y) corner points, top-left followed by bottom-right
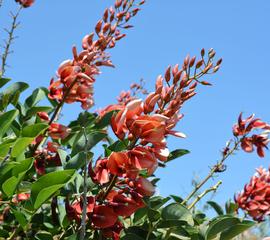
(15, 0), (34, 8)
(37, 112), (50, 122)
(233, 113), (270, 157)
(48, 123), (71, 140)
(102, 221), (123, 240)
(129, 146), (158, 176)
(235, 167), (270, 221)
(90, 158), (110, 184)
(233, 113), (268, 137)
(90, 205), (118, 228)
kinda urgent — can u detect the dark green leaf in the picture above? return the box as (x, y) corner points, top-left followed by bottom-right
(168, 149), (190, 162)
(22, 123), (48, 138)
(25, 88), (47, 108)
(0, 77), (11, 88)
(71, 131), (107, 156)
(162, 203), (194, 225)
(205, 216), (240, 240)
(31, 169), (76, 209)
(11, 137), (33, 158)
(0, 109), (19, 140)
(207, 201), (224, 215)
(2, 158), (33, 196)
(220, 221), (255, 240)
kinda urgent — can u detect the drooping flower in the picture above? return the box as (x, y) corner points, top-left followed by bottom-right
(235, 167), (270, 221)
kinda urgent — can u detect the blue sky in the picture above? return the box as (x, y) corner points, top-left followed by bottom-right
(2, 0), (270, 207)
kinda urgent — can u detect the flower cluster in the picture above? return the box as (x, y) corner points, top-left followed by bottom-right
(235, 167), (270, 221)
(15, 0), (34, 8)
(233, 113), (270, 157)
(65, 50), (222, 238)
(48, 0), (144, 110)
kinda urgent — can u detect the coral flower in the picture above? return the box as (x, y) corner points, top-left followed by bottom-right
(90, 205), (118, 228)
(235, 167), (270, 221)
(15, 0), (35, 8)
(48, 123), (71, 140)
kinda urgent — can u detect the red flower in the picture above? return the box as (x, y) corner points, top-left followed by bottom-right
(90, 205), (118, 228)
(233, 113), (269, 137)
(107, 152), (131, 177)
(37, 112), (50, 122)
(241, 134), (269, 158)
(102, 221), (123, 240)
(133, 177), (155, 196)
(48, 123), (71, 140)
(129, 146), (158, 176)
(235, 167), (270, 221)
(15, 0), (34, 8)
(90, 158), (110, 184)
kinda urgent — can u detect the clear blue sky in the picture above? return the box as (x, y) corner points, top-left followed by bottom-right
(2, 0), (270, 207)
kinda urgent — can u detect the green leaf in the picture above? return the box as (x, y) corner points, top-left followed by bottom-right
(26, 106), (52, 118)
(0, 109), (19, 140)
(122, 234), (145, 240)
(31, 169), (76, 210)
(35, 231), (53, 240)
(220, 221), (255, 240)
(225, 200), (238, 214)
(71, 130), (107, 156)
(207, 201), (224, 215)
(162, 203), (194, 225)
(11, 208), (28, 229)
(22, 123), (48, 138)
(167, 149), (190, 162)
(157, 220), (187, 228)
(147, 208), (161, 222)
(205, 216), (240, 240)
(11, 137), (33, 158)
(0, 140), (15, 161)
(2, 158), (33, 196)
(65, 152), (90, 169)
(95, 110), (115, 129)
(0, 82), (29, 110)
(25, 88), (47, 108)
(0, 77), (11, 88)
(108, 139), (129, 152)
(170, 195), (184, 203)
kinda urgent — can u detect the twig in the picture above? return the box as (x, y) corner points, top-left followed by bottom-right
(1, 6), (22, 77)
(187, 180), (222, 209)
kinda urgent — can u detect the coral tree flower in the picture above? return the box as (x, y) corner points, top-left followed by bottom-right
(15, 0), (34, 8)
(235, 167), (270, 221)
(233, 113), (270, 157)
(48, 123), (71, 140)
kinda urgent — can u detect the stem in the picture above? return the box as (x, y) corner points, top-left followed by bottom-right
(1, 6), (22, 77)
(80, 126), (89, 240)
(146, 223), (153, 240)
(164, 229), (172, 240)
(102, 175), (118, 200)
(181, 140), (240, 205)
(187, 180), (222, 210)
